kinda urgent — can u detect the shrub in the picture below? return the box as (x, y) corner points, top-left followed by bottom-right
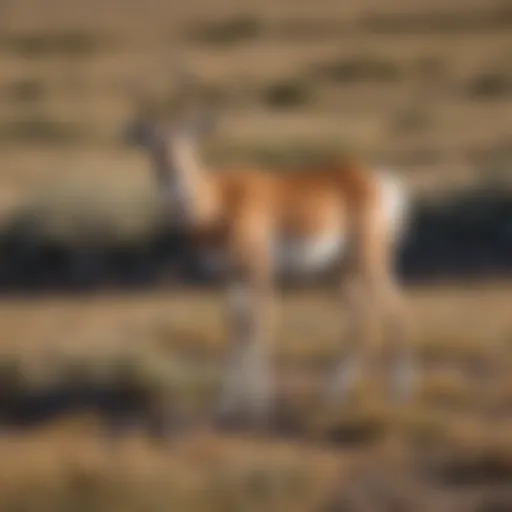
(314, 54), (403, 84)
(0, 117), (94, 144)
(467, 72), (512, 99)
(3, 78), (48, 103)
(0, 31), (107, 58)
(184, 15), (262, 46)
(262, 77), (313, 108)
(359, 5), (512, 35)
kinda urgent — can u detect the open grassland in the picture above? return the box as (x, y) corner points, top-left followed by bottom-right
(1, 0), (512, 509)
(1, 283), (512, 511)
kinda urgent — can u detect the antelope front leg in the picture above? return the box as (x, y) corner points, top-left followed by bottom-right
(217, 278), (274, 427)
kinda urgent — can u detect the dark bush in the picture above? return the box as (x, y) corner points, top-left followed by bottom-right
(185, 15), (262, 46)
(0, 117), (94, 144)
(262, 78), (313, 108)
(359, 5), (512, 35)
(3, 78), (48, 103)
(0, 31), (107, 58)
(270, 19), (347, 40)
(467, 72), (512, 99)
(314, 54), (403, 85)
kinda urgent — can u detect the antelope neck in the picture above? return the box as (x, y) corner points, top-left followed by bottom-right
(151, 137), (210, 225)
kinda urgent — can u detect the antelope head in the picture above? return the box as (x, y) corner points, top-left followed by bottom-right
(125, 66), (217, 224)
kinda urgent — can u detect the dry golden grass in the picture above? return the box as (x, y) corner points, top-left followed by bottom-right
(0, 283), (511, 510)
(0, 424), (343, 512)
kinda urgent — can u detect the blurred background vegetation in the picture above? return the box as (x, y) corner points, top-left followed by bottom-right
(0, 0), (511, 289)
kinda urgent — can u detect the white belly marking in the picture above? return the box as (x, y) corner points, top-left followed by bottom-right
(277, 234), (345, 274)
(195, 170), (408, 279)
(199, 234), (345, 277)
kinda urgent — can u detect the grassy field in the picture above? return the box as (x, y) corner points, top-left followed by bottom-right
(1, 283), (512, 510)
(0, 0), (511, 214)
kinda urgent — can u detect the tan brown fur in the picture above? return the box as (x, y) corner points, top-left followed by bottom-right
(177, 160), (384, 257)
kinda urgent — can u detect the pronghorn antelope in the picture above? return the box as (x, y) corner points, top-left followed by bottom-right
(125, 77), (416, 425)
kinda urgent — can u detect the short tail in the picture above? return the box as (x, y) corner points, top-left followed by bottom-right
(376, 169), (410, 247)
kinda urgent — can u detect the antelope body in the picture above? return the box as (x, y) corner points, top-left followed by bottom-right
(189, 166), (407, 278)
(127, 91), (416, 425)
